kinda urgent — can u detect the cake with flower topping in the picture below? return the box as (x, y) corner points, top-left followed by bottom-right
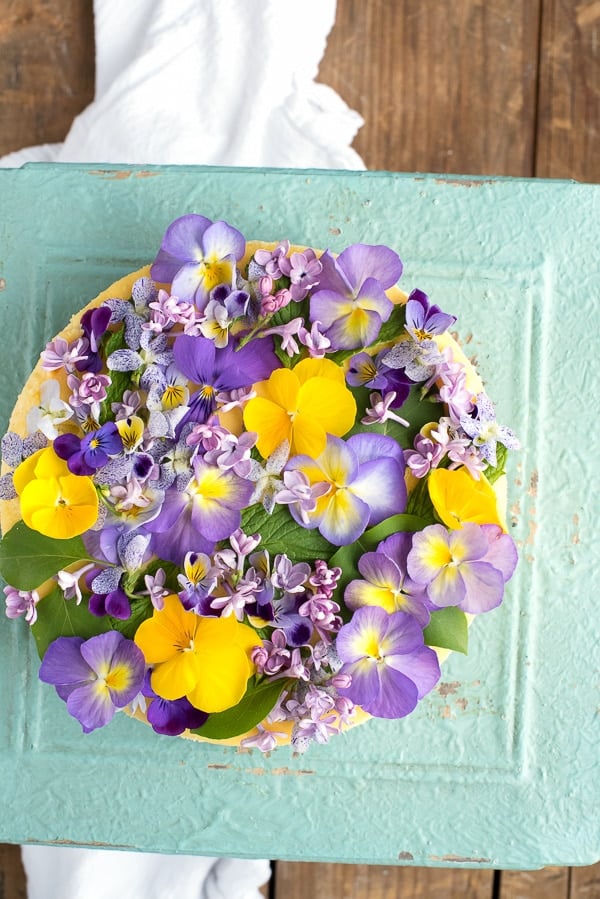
(0, 214), (519, 752)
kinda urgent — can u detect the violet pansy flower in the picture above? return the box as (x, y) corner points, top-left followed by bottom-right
(407, 521), (518, 614)
(173, 334), (278, 427)
(54, 421), (123, 476)
(142, 670), (208, 736)
(285, 433), (406, 545)
(336, 606), (440, 719)
(39, 632), (145, 733)
(150, 214), (246, 311)
(309, 243), (402, 350)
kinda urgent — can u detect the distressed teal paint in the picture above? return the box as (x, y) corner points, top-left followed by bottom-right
(0, 164), (598, 868)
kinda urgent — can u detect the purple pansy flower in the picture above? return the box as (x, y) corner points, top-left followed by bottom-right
(309, 243), (402, 350)
(336, 606), (440, 719)
(407, 521), (518, 614)
(76, 305), (112, 373)
(404, 288), (456, 341)
(383, 289), (455, 382)
(145, 457), (254, 565)
(54, 422), (123, 476)
(172, 334), (278, 427)
(150, 214), (246, 310)
(346, 349), (412, 405)
(39, 632), (145, 733)
(345, 532), (431, 627)
(142, 671), (208, 736)
(285, 433), (407, 545)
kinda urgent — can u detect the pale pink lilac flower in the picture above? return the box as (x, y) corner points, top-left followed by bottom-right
(254, 240), (290, 278)
(142, 568), (169, 610)
(274, 470), (330, 524)
(298, 320), (331, 357)
(215, 386), (256, 413)
(204, 431), (257, 477)
(4, 585), (40, 625)
(258, 317), (303, 356)
(361, 391), (410, 427)
(279, 249), (323, 301)
(67, 371), (111, 408)
(308, 560), (342, 598)
(260, 288), (292, 317)
(298, 594), (342, 641)
(405, 434), (446, 478)
(41, 336), (89, 373)
(56, 563), (95, 604)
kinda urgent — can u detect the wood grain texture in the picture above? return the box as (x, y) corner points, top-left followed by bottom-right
(536, 0), (600, 181)
(0, 0), (94, 157)
(318, 0), (541, 175)
(274, 862), (494, 899)
(0, 844), (26, 899)
(500, 866), (570, 899)
(571, 861), (600, 897)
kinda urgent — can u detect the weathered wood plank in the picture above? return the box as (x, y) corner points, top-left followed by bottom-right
(319, 0), (542, 175)
(0, 844), (27, 899)
(536, 0), (600, 182)
(274, 861), (494, 899)
(571, 861), (600, 897)
(0, 0), (95, 157)
(499, 866), (569, 899)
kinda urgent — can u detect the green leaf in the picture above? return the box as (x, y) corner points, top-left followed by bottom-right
(31, 586), (110, 659)
(328, 541), (365, 619)
(269, 296), (309, 328)
(0, 521), (89, 591)
(373, 304), (406, 343)
(484, 443), (508, 485)
(405, 476), (437, 524)
(361, 513), (427, 547)
(99, 325), (134, 424)
(110, 595), (154, 641)
(241, 503), (334, 562)
(191, 676), (289, 740)
(423, 606), (469, 655)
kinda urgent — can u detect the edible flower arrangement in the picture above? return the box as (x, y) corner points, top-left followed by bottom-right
(0, 214), (519, 752)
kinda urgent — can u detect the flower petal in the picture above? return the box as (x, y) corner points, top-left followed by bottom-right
(319, 488), (370, 545)
(39, 636), (89, 687)
(66, 681), (116, 732)
(456, 560), (505, 614)
(336, 243), (403, 291)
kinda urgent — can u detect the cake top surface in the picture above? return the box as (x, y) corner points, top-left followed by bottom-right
(0, 213), (519, 751)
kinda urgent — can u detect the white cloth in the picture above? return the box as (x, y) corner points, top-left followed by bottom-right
(22, 846), (271, 899)
(8, 1), (364, 893)
(0, 0), (364, 169)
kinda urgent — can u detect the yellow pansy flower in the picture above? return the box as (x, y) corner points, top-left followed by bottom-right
(243, 357), (356, 459)
(14, 447), (98, 539)
(134, 594), (259, 713)
(428, 467), (503, 530)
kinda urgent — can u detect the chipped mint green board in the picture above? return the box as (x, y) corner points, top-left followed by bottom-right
(0, 163), (598, 869)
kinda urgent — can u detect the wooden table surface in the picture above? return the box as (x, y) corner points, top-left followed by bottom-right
(0, 2), (598, 898)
